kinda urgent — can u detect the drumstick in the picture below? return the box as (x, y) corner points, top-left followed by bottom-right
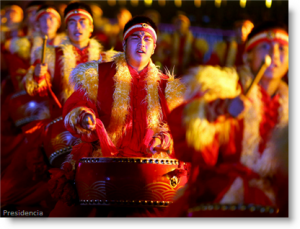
(41, 35), (62, 109)
(154, 147), (170, 155)
(244, 55), (272, 97)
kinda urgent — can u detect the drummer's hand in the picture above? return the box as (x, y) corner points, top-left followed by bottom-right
(228, 94), (250, 119)
(81, 114), (96, 131)
(34, 63), (48, 78)
(147, 137), (162, 154)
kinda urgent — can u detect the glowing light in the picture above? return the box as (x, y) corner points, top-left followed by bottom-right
(107, 0), (116, 6)
(194, 0), (201, 8)
(266, 0), (272, 8)
(240, 0), (246, 8)
(215, 0), (222, 8)
(158, 0), (166, 7)
(144, 0), (153, 7)
(175, 0), (182, 7)
(118, 0), (126, 6)
(130, 0), (139, 6)
(29, 102), (36, 108)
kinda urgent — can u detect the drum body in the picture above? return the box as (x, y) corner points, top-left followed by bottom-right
(75, 157), (188, 207)
(43, 117), (81, 168)
(8, 90), (50, 127)
(187, 204), (279, 217)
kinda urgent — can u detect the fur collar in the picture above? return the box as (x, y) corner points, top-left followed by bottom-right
(70, 52), (185, 145)
(58, 37), (102, 102)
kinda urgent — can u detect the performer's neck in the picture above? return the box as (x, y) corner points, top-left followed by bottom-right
(259, 77), (282, 97)
(126, 57), (149, 73)
(70, 39), (90, 50)
(43, 32), (56, 41)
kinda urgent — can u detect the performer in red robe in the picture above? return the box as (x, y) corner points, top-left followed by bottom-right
(0, 2), (110, 215)
(166, 21), (289, 217)
(1, 4), (66, 173)
(48, 16), (185, 216)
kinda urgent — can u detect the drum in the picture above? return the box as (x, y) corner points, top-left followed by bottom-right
(187, 204), (279, 217)
(8, 90), (50, 127)
(43, 117), (81, 168)
(75, 157), (188, 207)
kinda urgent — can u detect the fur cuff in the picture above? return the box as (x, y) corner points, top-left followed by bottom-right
(64, 107), (96, 136)
(25, 66), (51, 96)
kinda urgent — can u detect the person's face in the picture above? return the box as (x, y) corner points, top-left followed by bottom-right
(124, 31), (156, 67)
(38, 14), (60, 36)
(247, 35), (289, 80)
(5, 9), (22, 24)
(67, 15), (93, 44)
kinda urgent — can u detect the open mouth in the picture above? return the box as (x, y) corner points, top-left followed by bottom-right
(74, 32), (83, 36)
(137, 50), (146, 54)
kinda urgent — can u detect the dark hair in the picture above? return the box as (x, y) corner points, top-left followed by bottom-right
(36, 4), (59, 14)
(247, 21), (288, 41)
(64, 1), (93, 19)
(123, 15), (157, 36)
(26, 1), (44, 9)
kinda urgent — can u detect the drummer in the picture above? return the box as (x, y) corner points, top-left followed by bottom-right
(47, 16), (185, 213)
(62, 15), (185, 158)
(166, 21), (289, 216)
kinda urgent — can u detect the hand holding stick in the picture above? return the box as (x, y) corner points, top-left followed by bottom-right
(41, 35), (62, 109)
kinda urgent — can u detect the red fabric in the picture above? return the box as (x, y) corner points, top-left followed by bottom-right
(166, 82), (283, 216)
(63, 61), (171, 157)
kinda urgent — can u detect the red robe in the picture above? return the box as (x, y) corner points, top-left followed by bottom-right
(0, 41), (102, 212)
(166, 73), (288, 217)
(63, 62), (172, 157)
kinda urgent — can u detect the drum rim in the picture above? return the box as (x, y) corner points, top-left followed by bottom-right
(187, 203), (279, 215)
(78, 157), (180, 165)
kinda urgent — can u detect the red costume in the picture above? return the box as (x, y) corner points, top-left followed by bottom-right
(0, 38), (106, 213)
(166, 66), (288, 216)
(47, 52), (185, 216)
(63, 52), (184, 158)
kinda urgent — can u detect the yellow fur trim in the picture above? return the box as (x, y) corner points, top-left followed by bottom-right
(59, 38), (102, 102)
(25, 66), (49, 96)
(164, 69), (185, 112)
(107, 53), (138, 144)
(9, 37), (31, 60)
(69, 61), (99, 102)
(25, 45), (55, 96)
(107, 53), (165, 145)
(70, 52), (173, 146)
(238, 65), (289, 177)
(183, 66), (241, 151)
(64, 106), (95, 137)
